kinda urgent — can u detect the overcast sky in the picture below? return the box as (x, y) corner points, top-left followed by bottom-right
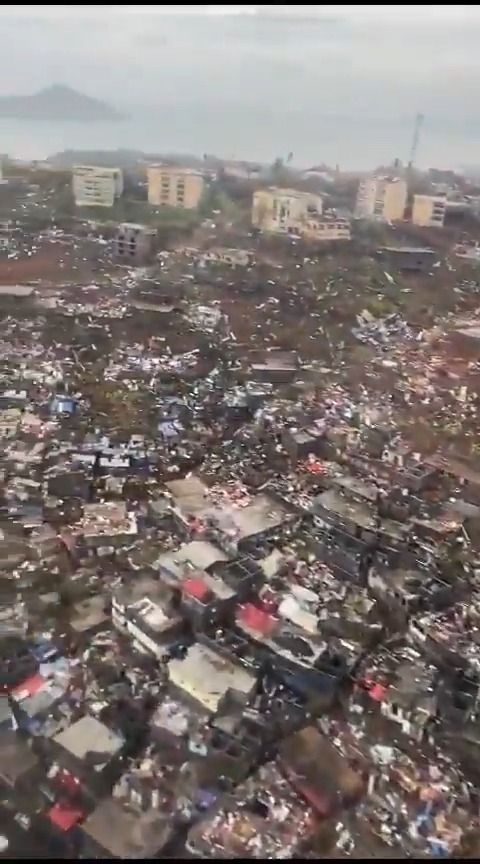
(0, 6), (475, 108)
(0, 6), (477, 166)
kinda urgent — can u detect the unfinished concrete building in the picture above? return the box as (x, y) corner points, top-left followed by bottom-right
(113, 223), (156, 264)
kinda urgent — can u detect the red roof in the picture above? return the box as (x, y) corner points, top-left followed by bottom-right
(363, 677), (387, 702)
(182, 576), (210, 602)
(304, 460), (325, 474)
(48, 802), (84, 832)
(369, 683), (387, 702)
(236, 603), (276, 637)
(56, 770), (81, 793)
(11, 673), (46, 701)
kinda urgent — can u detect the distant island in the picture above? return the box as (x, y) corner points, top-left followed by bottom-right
(0, 85), (125, 122)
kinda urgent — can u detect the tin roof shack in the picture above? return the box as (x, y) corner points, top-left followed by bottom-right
(50, 716), (125, 795)
(71, 501), (137, 550)
(150, 694), (255, 793)
(0, 698), (12, 732)
(150, 696), (209, 752)
(81, 794), (172, 859)
(0, 389), (27, 411)
(358, 645), (438, 743)
(186, 761), (316, 858)
(248, 350), (299, 385)
(279, 726), (364, 817)
(44, 459), (92, 500)
(11, 668), (70, 738)
(0, 407), (21, 439)
(0, 729), (40, 804)
(69, 596), (109, 640)
(360, 748), (469, 858)
(112, 577), (185, 661)
(377, 246), (438, 272)
(168, 642), (256, 714)
(450, 320), (480, 356)
(201, 247), (251, 267)
(409, 597), (480, 676)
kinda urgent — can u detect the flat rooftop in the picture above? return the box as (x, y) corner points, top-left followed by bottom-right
(168, 642), (256, 713)
(379, 246), (436, 255)
(455, 326), (480, 341)
(127, 596), (179, 633)
(72, 501), (137, 538)
(54, 715), (124, 766)
(166, 477), (289, 539)
(114, 575), (173, 610)
(313, 489), (405, 540)
(157, 539), (228, 576)
(279, 726), (364, 807)
(0, 730), (38, 785)
(0, 285), (35, 297)
(82, 797), (172, 858)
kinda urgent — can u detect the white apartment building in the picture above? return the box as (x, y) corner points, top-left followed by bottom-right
(412, 194), (447, 228)
(355, 175), (407, 222)
(252, 187), (322, 234)
(72, 165), (123, 208)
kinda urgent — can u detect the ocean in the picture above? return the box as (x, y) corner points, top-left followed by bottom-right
(0, 108), (471, 171)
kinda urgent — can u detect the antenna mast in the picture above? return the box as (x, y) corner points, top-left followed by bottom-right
(408, 112), (425, 170)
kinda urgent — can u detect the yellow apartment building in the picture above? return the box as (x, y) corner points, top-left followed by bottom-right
(355, 175), (407, 222)
(412, 194), (447, 227)
(252, 187), (322, 233)
(147, 165), (204, 209)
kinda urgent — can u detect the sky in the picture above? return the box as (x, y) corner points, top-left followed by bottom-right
(0, 6), (478, 167)
(0, 6), (476, 19)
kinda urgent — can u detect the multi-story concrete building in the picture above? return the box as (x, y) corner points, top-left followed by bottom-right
(113, 222), (156, 263)
(72, 165), (123, 208)
(252, 187), (322, 233)
(0, 221), (14, 250)
(412, 194), (447, 228)
(147, 165), (204, 209)
(355, 175), (407, 222)
(301, 215), (351, 242)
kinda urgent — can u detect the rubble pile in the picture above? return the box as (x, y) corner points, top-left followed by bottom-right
(2, 221), (480, 860)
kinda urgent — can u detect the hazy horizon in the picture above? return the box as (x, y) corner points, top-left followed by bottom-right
(0, 6), (478, 169)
